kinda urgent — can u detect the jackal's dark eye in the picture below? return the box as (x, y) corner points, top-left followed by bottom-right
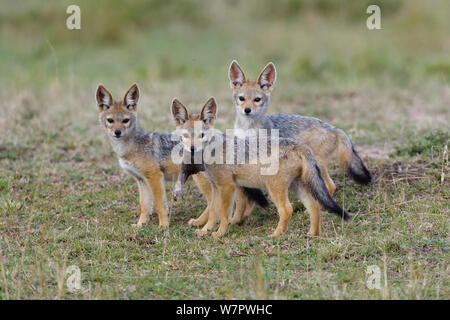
(200, 133), (205, 138)
(254, 97), (261, 102)
(238, 96), (245, 101)
(107, 118), (114, 123)
(122, 118), (130, 124)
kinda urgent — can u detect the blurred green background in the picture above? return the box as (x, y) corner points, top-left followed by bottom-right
(1, 0), (449, 92)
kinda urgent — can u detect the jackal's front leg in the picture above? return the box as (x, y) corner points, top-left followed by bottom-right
(135, 178), (152, 227)
(212, 184), (236, 238)
(195, 185), (219, 236)
(172, 173), (185, 201)
(267, 181), (292, 238)
(189, 173), (213, 228)
(230, 188), (254, 225)
(146, 172), (170, 228)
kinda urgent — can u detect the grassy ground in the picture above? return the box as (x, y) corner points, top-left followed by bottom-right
(0, 0), (449, 299)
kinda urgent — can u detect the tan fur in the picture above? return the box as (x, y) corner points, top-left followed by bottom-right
(188, 174), (214, 227)
(294, 128), (338, 195)
(230, 188), (255, 225)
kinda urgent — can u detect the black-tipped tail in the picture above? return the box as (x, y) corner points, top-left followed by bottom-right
(336, 129), (371, 185)
(240, 187), (269, 208)
(307, 164), (350, 221)
(348, 146), (372, 185)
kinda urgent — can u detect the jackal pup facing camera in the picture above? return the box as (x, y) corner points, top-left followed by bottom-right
(173, 97), (350, 238)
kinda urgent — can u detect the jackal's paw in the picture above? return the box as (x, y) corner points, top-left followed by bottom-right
(195, 228), (210, 237)
(270, 228), (284, 238)
(212, 230), (226, 238)
(230, 216), (242, 225)
(269, 232), (279, 238)
(188, 218), (204, 227)
(158, 220), (170, 228)
(307, 230), (320, 237)
(133, 219), (149, 228)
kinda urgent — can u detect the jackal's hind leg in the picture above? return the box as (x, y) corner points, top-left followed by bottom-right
(195, 185), (219, 236)
(212, 184), (236, 237)
(189, 173), (213, 227)
(267, 181), (292, 238)
(241, 199), (255, 223)
(231, 188), (250, 225)
(319, 165), (336, 196)
(293, 182), (321, 236)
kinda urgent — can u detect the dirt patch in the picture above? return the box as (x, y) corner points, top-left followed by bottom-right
(359, 145), (395, 160)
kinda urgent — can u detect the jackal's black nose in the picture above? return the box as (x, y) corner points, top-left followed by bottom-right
(244, 107), (251, 114)
(114, 129), (122, 137)
(190, 146), (195, 152)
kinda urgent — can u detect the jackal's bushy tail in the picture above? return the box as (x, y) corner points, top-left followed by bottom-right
(296, 146), (350, 221)
(336, 129), (371, 185)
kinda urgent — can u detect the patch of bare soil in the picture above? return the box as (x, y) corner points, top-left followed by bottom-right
(359, 145), (395, 160)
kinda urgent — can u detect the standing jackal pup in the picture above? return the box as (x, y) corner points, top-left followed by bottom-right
(172, 97), (350, 238)
(95, 83), (214, 227)
(228, 60), (371, 224)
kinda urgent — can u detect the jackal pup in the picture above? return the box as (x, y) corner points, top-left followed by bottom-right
(228, 60), (371, 224)
(172, 97), (349, 237)
(96, 83), (215, 227)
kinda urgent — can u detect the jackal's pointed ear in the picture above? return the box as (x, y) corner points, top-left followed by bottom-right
(228, 60), (246, 89)
(123, 83), (140, 111)
(200, 97), (217, 125)
(96, 84), (113, 112)
(257, 62), (276, 91)
(171, 98), (189, 126)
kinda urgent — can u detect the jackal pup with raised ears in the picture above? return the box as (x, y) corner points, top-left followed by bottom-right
(228, 60), (371, 224)
(172, 97), (349, 238)
(96, 83), (215, 227)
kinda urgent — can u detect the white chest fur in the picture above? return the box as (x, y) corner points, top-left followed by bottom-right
(118, 158), (145, 181)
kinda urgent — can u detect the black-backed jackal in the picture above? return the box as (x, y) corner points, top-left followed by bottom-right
(172, 97), (349, 237)
(228, 60), (371, 225)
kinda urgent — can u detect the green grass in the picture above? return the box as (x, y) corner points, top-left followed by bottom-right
(0, 0), (449, 299)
